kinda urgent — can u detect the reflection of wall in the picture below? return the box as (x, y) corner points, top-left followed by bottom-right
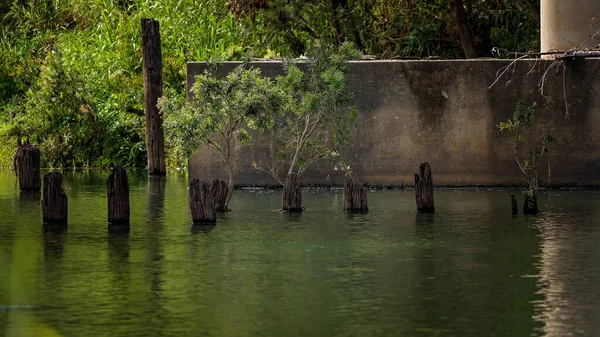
(541, 0), (600, 53)
(535, 211), (600, 336)
(187, 59), (600, 187)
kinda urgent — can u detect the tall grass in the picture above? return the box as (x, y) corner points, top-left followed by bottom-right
(0, 0), (246, 168)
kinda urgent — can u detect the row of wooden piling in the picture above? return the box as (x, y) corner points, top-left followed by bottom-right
(15, 144), (437, 227)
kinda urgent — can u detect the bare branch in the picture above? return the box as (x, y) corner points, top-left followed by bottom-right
(489, 54), (531, 89)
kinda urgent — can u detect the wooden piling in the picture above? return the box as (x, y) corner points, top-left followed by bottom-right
(343, 175), (368, 213)
(13, 144), (41, 191)
(107, 166), (130, 226)
(210, 178), (229, 212)
(141, 18), (166, 175)
(42, 172), (68, 225)
(415, 162), (435, 213)
(282, 173), (303, 212)
(189, 178), (216, 225)
(511, 194), (518, 215)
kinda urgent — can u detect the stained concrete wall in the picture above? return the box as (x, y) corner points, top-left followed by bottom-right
(541, 0), (600, 53)
(187, 59), (600, 187)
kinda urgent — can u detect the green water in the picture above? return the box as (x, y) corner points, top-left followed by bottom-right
(1, 171), (599, 337)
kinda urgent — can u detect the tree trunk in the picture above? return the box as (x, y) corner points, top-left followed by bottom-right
(451, 0), (478, 58)
(282, 173), (303, 212)
(225, 163), (234, 208)
(415, 162), (435, 213)
(141, 18), (166, 175)
(189, 178), (216, 225)
(343, 175), (368, 213)
(42, 172), (68, 226)
(523, 189), (539, 215)
(13, 144), (41, 191)
(107, 166), (130, 226)
(210, 178), (230, 212)
(511, 194), (518, 215)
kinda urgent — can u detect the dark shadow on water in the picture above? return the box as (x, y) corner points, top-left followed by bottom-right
(414, 212), (435, 226)
(282, 212), (303, 222)
(147, 176), (166, 220)
(43, 224), (68, 235)
(191, 224), (216, 235)
(19, 190), (40, 203)
(108, 224), (130, 234)
(343, 212), (370, 222)
(414, 213), (435, 240)
(108, 230), (130, 261)
(43, 226), (67, 260)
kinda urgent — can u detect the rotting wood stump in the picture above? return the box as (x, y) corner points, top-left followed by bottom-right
(282, 173), (303, 213)
(415, 162), (435, 213)
(107, 166), (130, 226)
(343, 175), (368, 213)
(511, 194), (518, 215)
(210, 178), (229, 212)
(42, 172), (68, 226)
(13, 144), (41, 191)
(189, 178), (216, 225)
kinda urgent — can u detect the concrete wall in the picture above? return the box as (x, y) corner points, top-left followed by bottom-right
(541, 0), (600, 53)
(187, 59), (600, 187)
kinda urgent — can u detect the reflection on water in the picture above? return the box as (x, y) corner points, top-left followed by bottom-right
(0, 171), (599, 336)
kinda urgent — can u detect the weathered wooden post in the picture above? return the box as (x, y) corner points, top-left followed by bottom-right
(42, 172), (68, 225)
(210, 178), (229, 212)
(13, 144), (41, 191)
(415, 162), (435, 213)
(141, 18), (166, 176)
(511, 194), (518, 215)
(282, 173), (303, 212)
(189, 178), (216, 225)
(107, 166), (130, 226)
(343, 175), (368, 213)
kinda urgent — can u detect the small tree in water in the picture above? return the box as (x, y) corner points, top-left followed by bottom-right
(159, 62), (278, 211)
(252, 41), (362, 212)
(498, 101), (556, 215)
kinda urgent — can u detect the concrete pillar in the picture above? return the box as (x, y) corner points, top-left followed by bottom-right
(541, 0), (600, 54)
(541, 0), (600, 53)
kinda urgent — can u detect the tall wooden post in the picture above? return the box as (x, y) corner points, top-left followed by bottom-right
(141, 18), (166, 175)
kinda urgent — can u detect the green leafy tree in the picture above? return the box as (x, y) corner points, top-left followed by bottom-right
(253, 41), (361, 211)
(228, 0), (539, 59)
(159, 63), (279, 209)
(498, 101), (555, 214)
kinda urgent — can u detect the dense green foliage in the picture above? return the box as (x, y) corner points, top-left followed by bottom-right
(159, 62), (279, 205)
(228, 0), (540, 58)
(162, 42), (360, 208)
(0, 0), (540, 168)
(253, 41), (361, 184)
(0, 0), (247, 168)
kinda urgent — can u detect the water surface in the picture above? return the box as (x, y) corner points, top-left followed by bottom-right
(0, 171), (599, 337)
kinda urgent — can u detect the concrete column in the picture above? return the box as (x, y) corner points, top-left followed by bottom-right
(541, 0), (600, 53)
